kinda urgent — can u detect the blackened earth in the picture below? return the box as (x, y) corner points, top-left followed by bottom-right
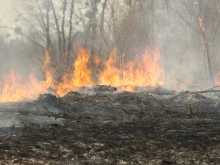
(0, 91), (220, 164)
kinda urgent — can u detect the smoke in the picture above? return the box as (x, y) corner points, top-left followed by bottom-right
(0, 0), (219, 94)
(153, 1), (214, 91)
(0, 0), (17, 28)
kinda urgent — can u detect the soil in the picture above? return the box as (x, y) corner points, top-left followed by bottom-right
(0, 90), (220, 164)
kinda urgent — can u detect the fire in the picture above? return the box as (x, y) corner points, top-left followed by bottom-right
(0, 70), (45, 102)
(0, 46), (165, 103)
(56, 48), (95, 96)
(0, 50), (54, 103)
(199, 17), (205, 33)
(215, 72), (220, 86)
(99, 50), (121, 87)
(123, 47), (164, 90)
(43, 49), (55, 88)
(72, 48), (95, 87)
(99, 47), (164, 91)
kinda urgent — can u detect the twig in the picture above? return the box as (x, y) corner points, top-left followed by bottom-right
(149, 94), (167, 108)
(76, 113), (87, 119)
(205, 85), (220, 91)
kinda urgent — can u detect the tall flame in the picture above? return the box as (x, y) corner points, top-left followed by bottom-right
(99, 47), (164, 91)
(56, 48), (95, 96)
(123, 47), (164, 90)
(44, 49), (54, 88)
(99, 50), (121, 86)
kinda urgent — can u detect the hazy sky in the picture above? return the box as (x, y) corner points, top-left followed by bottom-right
(0, 0), (16, 27)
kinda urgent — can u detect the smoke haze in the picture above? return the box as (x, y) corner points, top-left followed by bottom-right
(0, 0), (220, 100)
(0, 0), (16, 27)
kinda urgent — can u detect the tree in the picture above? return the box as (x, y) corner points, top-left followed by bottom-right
(173, 0), (220, 86)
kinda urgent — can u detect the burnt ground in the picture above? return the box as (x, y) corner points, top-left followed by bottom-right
(1, 90), (220, 164)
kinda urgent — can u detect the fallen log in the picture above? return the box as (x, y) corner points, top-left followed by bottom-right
(193, 90), (220, 94)
(193, 85), (220, 94)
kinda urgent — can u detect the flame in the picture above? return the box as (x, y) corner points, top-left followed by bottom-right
(199, 17), (205, 33)
(72, 48), (95, 86)
(99, 50), (121, 86)
(215, 72), (220, 86)
(56, 47), (95, 96)
(123, 47), (164, 90)
(0, 46), (165, 102)
(94, 56), (101, 66)
(0, 50), (53, 102)
(99, 47), (164, 91)
(0, 70), (45, 102)
(43, 49), (55, 88)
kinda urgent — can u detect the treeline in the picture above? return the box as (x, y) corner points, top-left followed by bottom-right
(1, 0), (220, 89)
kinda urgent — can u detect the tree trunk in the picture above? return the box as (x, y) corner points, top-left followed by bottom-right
(35, 0), (51, 48)
(67, 0), (74, 70)
(200, 31), (214, 86)
(51, 0), (62, 59)
(61, 0), (67, 55)
(46, 0), (50, 50)
(151, 0), (155, 46)
(100, 0), (107, 32)
(197, 1), (214, 86)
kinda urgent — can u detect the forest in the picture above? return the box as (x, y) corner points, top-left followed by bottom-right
(0, 0), (220, 100)
(0, 0), (220, 164)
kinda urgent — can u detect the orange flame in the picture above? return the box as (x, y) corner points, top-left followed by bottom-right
(124, 47), (164, 90)
(215, 72), (220, 86)
(43, 49), (55, 88)
(0, 50), (54, 102)
(199, 17), (205, 33)
(0, 46), (165, 102)
(99, 50), (121, 86)
(99, 47), (164, 91)
(56, 48), (95, 96)
(0, 70), (45, 102)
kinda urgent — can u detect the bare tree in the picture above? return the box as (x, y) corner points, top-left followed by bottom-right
(51, 0), (62, 58)
(61, 0), (67, 55)
(67, 0), (74, 69)
(173, 0), (220, 86)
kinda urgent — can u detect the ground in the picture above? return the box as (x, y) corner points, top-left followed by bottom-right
(0, 89), (220, 164)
